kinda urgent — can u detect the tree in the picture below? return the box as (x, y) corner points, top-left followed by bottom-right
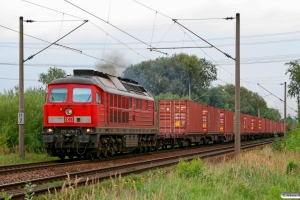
(122, 53), (217, 97)
(38, 67), (66, 90)
(0, 87), (45, 151)
(285, 59), (300, 121)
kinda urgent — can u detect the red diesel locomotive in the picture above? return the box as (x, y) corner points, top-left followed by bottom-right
(42, 69), (284, 160)
(42, 69), (156, 160)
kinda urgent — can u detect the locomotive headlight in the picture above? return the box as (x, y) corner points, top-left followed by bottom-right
(65, 108), (73, 115)
(47, 128), (53, 133)
(86, 128), (92, 133)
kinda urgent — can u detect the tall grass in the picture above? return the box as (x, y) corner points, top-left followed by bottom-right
(0, 147), (57, 166)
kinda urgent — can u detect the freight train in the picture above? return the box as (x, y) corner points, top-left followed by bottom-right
(42, 69), (284, 160)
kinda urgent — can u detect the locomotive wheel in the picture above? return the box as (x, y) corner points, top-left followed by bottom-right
(86, 152), (94, 160)
(68, 154), (74, 160)
(220, 137), (225, 143)
(58, 154), (65, 161)
(199, 139), (204, 145)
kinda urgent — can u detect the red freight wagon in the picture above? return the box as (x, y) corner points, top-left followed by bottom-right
(265, 119), (270, 135)
(202, 105), (220, 134)
(270, 120), (275, 136)
(158, 100), (203, 137)
(280, 122), (284, 134)
(219, 109), (234, 141)
(158, 100), (226, 146)
(158, 100), (206, 147)
(250, 116), (258, 137)
(258, 118), (266, 137)
(240, 114), (247, 138)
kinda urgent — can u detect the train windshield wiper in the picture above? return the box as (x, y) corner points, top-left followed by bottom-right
(86, 94), (91, 102)
(83, 94), (91, 107)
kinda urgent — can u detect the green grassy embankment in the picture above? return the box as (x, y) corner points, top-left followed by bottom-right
(39, 144), (300, 200)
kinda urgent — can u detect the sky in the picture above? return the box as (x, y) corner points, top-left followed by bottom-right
(0, 0), (299, 118)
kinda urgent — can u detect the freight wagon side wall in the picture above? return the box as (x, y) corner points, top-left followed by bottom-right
(240, 114), (247, 134)
(186, 101), (203, 133)
(251, 116), (258, 134)
(158, 100), (173, 136)
(159, 100), (193, 137)
(245, 114), (252, 133)
(208, 106), (220, 134)
(265, 119), (270, 133)
(259, 118), (266, 134)
(225, 110), (234, 134)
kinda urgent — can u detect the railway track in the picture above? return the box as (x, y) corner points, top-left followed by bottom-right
(0, 138), (268, 176)
(0, 159), (87, 176)
(0, 139), (273, 200)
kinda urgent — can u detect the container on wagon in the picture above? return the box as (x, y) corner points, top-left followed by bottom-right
(202, 105), (220, 134)
(219, 109), (234, 141)
(158, 100), (203, 138)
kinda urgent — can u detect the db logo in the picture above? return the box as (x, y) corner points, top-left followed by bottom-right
(65, 117), (73, 123)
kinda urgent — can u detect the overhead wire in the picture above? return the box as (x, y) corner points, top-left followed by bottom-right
(64, 0), (151, 47)
(150, 11), (157, 47)
(132, 0), (173, 19)
(22, 0), (152, 62)
(22, 0), (85, 20)
(173, 20), (235, 60)
(57, 13), (65, 44)
(24, 20), (89, 62)
(0, 24), (82, 53)
(257, 83), (297, 113)
(0, 23), (130, 68)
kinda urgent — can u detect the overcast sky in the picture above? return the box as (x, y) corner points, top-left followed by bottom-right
(1, 0), (299, 118)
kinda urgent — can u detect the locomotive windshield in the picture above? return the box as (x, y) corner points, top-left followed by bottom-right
(73, 88), (92, 102)
(49, 88), (67, 102)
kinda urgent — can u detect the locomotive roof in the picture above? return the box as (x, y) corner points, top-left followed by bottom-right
(49, 69), (154, 101)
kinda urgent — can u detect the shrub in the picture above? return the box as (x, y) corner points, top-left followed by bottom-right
(176, 158), (203, 178)
(286, 159), (298, 175)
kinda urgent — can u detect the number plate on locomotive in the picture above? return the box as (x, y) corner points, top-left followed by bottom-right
(60, 129), (78, 134)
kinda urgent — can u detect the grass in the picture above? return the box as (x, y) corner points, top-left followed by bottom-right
(0, 146), (57, 166)
(37, 146), (300, 200)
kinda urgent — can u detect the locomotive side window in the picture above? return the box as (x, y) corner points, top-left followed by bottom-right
(129, 98), (132, 108)
(73, 88), (92, 102)
(96, 92), (102, 104)
(49, 88), (67, 102)
(136, 99), (139, 109)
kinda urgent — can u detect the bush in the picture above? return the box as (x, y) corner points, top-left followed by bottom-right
(283, 123), (300, 152)
(272, 133), (283, 151)
(176, 158), (203, 178)
(286, 159), (298, 175)
(0, 87), (45, 152)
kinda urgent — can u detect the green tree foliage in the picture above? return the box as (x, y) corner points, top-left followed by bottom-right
(285, 59), (300, 121)
(0, 87), (45, 151)
(38, 67), (66, 90)
(122, 53), (217, 97)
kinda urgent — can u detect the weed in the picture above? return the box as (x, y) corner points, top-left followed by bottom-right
(24, 182), (36, 200)
(176, 157), (203, 178)
(75, 168), (81, 172)
(286, 159), (298, 175)
(272, 133), (283, 151)
(0, 190), (12, 200)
